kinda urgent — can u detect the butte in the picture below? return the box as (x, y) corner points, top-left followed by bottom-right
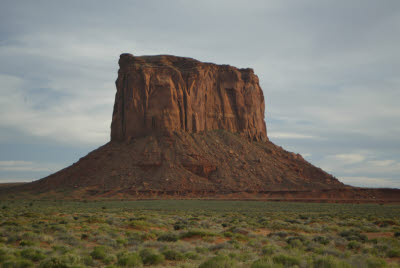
(6, 53), (400, 201)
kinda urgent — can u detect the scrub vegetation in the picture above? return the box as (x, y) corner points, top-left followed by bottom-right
(0, 200), (399, 267)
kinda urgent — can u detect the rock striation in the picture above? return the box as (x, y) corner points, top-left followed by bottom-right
(111, 54), (267, 142)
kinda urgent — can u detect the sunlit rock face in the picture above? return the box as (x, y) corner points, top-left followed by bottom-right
(111, 53), (267, 142)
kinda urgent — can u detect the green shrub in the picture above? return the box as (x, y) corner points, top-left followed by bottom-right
(386, 248), (400, 258)
(129, 220), (150, 229)
(287, 237), (303, 248)
(139, 248), (164, 265)
(198, 255), (237, 268)
(40, 254), (80, 268)
(184, 251), (200, 260)
(80, 234), (88, 240)
(82, 255), (94, 266)
(39, 257), (70, 268)
(312, 256), (352, 268)
(196, 247), (209, 254)
(103, 255), (116, 265)
(0, 248), (11, 263)
(347, 241), (361, 250)
(268, 231), (288, 238)
(117, 252), (142, 267)
(157, 233), (179, 242)
(366, 257), (387, 268)
(173, 221), (188, 230)
(19, 240), (36, 247)
(261, 245), (276, 256)
(90, 246), (107, 260)
(313, 256), (338, 268)
(3, 259), (34, 268)
(272, 254), (300, 267)
(20, 248), (46, 261)
(223, 232), (233, 238)
(313, 236), (330, 245)
(230, 252), (253, 262)
(339, 229), (367, 242)
(180, 230), (216, 239)
(51, 245), (70, 255)
(251, 258), (280, 268)
(162, 249), (185, 261)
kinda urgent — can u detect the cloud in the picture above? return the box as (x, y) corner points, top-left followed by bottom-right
(0, 178), (30, 183)
(340, 176), (400, 189)
(0, 160), (62, 172)
(0, 71), (112, 145)
(268, 132), (316, 139)
(368, 160), (396, 167)
(330, 153), (366, 165)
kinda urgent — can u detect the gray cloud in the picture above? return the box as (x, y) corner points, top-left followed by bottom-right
(0, 0), (399, 187)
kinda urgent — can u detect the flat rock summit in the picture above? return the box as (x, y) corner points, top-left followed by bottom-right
(5, 54), (400, 202)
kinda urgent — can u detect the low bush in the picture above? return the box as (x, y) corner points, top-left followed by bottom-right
(0, 248), (11, 263)
(139, 248), (164, 265)
(162, 249), (185, 261)
(347, 241), (361, 250)
(3, 259), (34, 268)
(20, 248), (46, 262)
(19, 240), (36, 247)
(286, 236), (304, 248)
(313, 236), (330, 245)
(261, 245), (276, 256)
(42, 254), (80, 267)
(198, 255), (237, 268)
(268, 231), (288, 238)
(173, 220), (188, 230)
(223, 232), (233, 238)
(117, 252), (142, 267)
(365, 257), (387, 268)
(180, 230), (216, 239)
(129, 220), (150, 230)
(80, 234), (88, 240)
(157, 233), (179, 242)
(251, 258), (279, 268)
(230, 252), (253, 262)
(90, 246), (107, 260)
(184, 251), (200, 260)
(339, 229), (367, 242)
(386, 248), (400, 258)
(272, 254), (300, 267)
(312, 255), (353, 268)
(39, 257), (70, 268)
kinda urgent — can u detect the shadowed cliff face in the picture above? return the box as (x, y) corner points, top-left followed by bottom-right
(111, 53), (267, 142)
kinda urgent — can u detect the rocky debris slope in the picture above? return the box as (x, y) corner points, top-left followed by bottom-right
(25, 130), (343, 197)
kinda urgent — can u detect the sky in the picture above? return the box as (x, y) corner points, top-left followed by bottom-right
(0, 0), (399, 188)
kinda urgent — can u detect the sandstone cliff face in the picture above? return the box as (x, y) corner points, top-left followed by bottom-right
(111, 54), (267, 142)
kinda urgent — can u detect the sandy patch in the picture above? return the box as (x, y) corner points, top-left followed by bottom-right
(363, 232), (393, 239)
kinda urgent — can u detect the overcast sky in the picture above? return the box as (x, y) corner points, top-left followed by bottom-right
(0, 0), (399, 188)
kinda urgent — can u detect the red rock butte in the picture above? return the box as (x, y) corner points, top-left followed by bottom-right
(111, 53), (267, 142)
(4, 53), (400, 202)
